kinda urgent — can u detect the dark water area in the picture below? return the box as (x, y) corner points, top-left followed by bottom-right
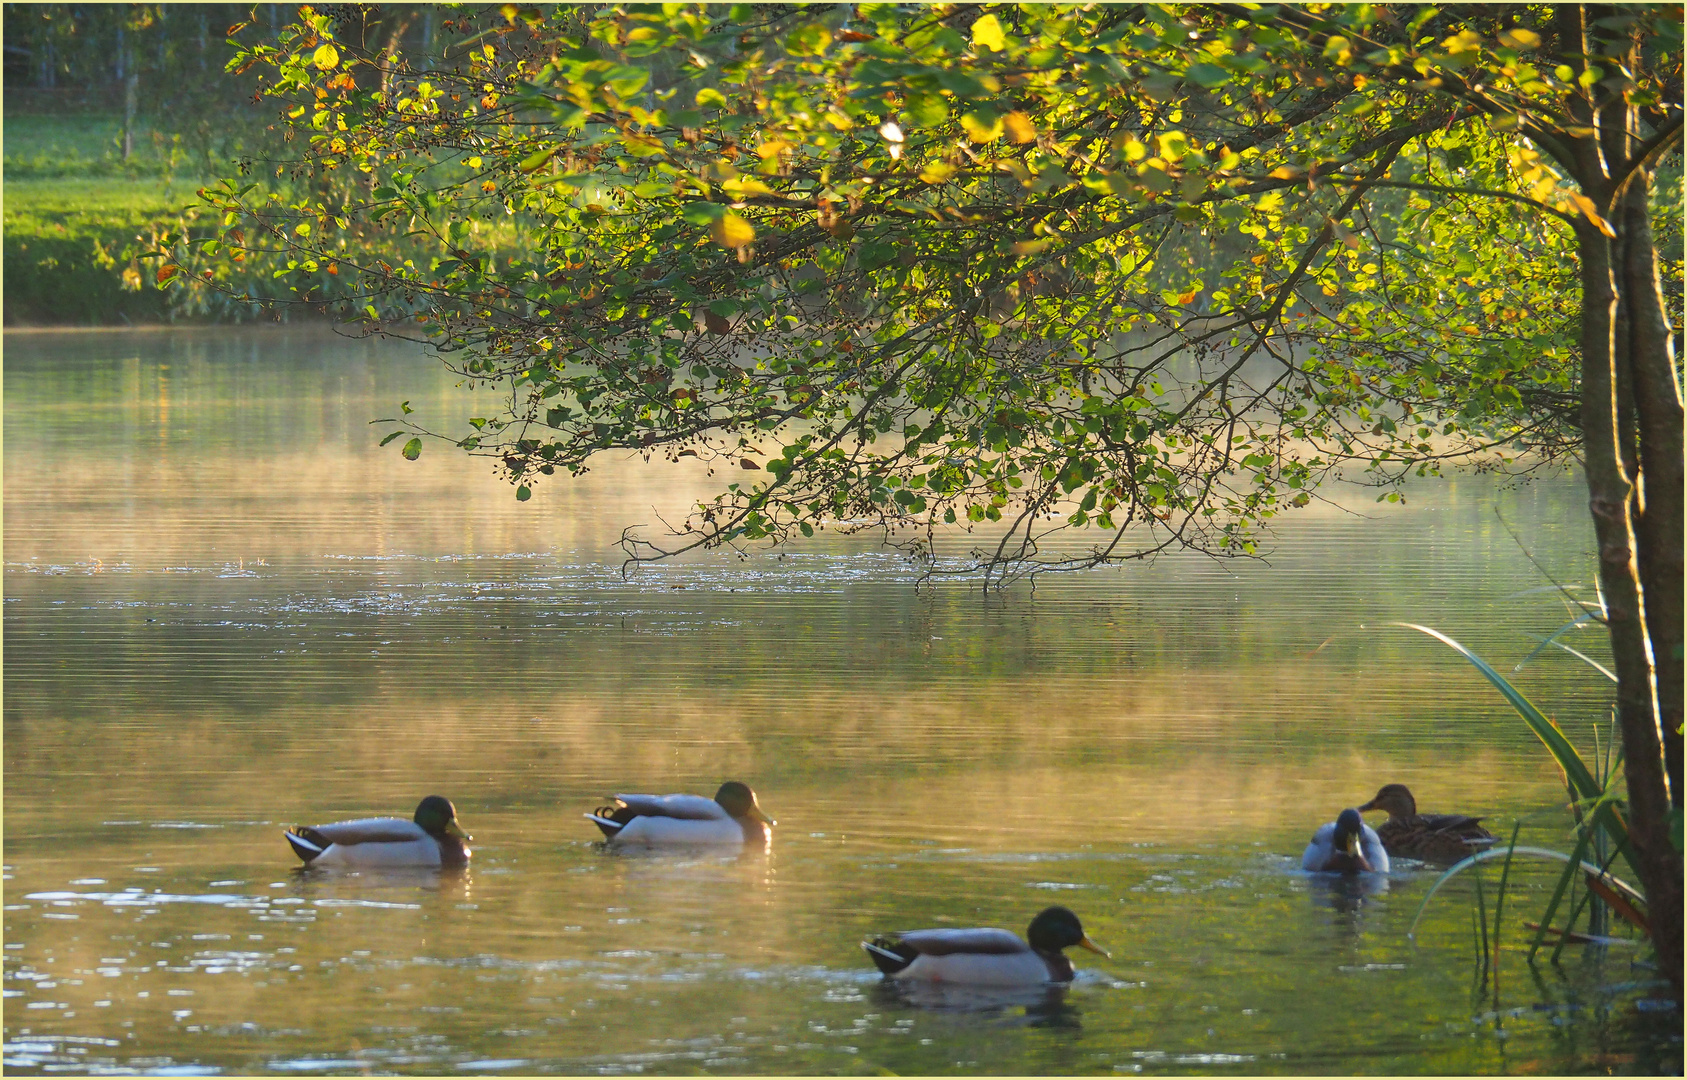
(4, 327), (1677, 1074)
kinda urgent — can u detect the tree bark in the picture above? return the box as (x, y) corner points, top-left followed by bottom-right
(1618, 177), (1685, 809)
(1578, 213), (1683, 999)
(1558, 1), (1682, 1001)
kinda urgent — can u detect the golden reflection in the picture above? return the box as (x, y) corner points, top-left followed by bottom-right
(4, 330), (1661, 1076)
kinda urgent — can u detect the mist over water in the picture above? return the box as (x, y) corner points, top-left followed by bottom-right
(5, 327), (1676, 1074)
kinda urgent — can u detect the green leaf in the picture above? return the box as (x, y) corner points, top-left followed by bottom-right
(787, 22), (832, 56)
(1185, 62), (1229, 88)
(519, 146), (560, 173)
(401, 437), (422, 460)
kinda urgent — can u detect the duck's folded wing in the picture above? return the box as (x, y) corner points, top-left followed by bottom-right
(306, 817), (426, 846)
(896, 928), (1028, 956)
(1420, 812), (1487, 833)
(612, 793), (728, 820)
(1301, 822), (1335, 870)
(1360, 824), (1391, 872)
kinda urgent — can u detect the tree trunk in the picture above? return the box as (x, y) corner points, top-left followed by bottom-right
(122, 72), (138, 162)
(1618, 177), (1685, 809)
(1577, 214), (1684, 1000)
(1557, 1), (1682, 1002)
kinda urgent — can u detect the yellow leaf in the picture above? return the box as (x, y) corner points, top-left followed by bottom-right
(1568, 193), (1616, 237)
(920, 161), (958, 184)
(1115, 133), (1147, 163)
(312, 43), (340, 70)
(961, 111), (1004, 143)
(971, 13), (1006, 53)
(1003, 111), (1037, 144)
(1497, 27), (1541, 50)
(710, 212), (755, 248)
(1269, 165), (1304, 180)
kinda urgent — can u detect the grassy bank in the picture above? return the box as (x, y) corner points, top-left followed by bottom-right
(4, 113), (210, 325)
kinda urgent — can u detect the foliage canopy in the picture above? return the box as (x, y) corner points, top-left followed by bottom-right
(179, 0), (1683, 995)
(185, 2), (1676, 580)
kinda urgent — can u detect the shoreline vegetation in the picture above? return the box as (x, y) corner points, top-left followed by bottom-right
(2, 4), (460, 327)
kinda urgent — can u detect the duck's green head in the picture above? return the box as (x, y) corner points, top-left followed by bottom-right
(1334, 807), (1366, 855)
(414, 795), (471, 840)
(1358, 784), (1416, 820)
(714, 781), (775, 826)
(1027, 906), (1109, 958)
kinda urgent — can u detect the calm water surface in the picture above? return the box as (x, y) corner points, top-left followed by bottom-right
(4, 328), (1678, 1074)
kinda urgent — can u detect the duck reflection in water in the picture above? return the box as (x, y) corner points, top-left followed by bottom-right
(871, 980), (1082, 1029)
(289, 863), (473, 903)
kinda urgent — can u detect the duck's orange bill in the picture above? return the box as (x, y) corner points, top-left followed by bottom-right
(1078, 936), (1110, 959)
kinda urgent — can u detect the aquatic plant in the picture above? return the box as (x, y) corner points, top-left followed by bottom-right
(1398, 624), (1651, 969)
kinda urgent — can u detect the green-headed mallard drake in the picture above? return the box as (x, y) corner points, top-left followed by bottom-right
(285, 795), (470, 868)
(1302, 808), (1390, 873)
(1358, 783), (1496, 862)
(585, 781), (774, 845)
(862, 906), (1109, 986)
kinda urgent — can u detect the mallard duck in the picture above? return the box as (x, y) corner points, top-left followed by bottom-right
(1358, 783), (1496, 861)
(862, 906), (1109, 986)
(1302, 807), (1390, 873)
(284, 795), (470, 868)
(585, 781), (774, 845)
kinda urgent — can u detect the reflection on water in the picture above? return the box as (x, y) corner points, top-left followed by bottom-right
(4, 328), (1679, 1074)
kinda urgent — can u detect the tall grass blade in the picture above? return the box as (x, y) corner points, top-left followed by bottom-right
(1517, 632), (1618, 683)
(1489, 824), (1521, 1003)
(1473, 873), (1490, 997)
(1527, 825), (1594, 961)
(1407, 847), (1646, 939)
(1395, 623), (1637, 881)
(1514, 608), (1604, 672)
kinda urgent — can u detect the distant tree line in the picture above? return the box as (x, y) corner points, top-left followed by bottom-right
(2, 4), (457, 168)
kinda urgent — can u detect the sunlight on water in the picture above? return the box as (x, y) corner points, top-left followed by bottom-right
(4, 328), (1678, 1074)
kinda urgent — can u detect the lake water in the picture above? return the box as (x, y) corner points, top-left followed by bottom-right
(4, 327), (1677, 1074)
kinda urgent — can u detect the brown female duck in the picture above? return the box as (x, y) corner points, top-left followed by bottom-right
(1357, 783), (1496, 862)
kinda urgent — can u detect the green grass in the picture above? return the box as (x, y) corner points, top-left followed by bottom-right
(3, 112), (183, 181)
(4, 176), (206, 325)
(3, 112), (231, 324)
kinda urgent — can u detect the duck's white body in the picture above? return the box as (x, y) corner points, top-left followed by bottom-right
(877, 929), (1060, 986)
(587, 792), (768, 846)
(1302, 820), (1390, 873)
(285, 815), (467, 869)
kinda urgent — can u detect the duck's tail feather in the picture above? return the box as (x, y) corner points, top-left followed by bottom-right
(284, 827), (326, 864)
(585, 811), (624, 839)
(862, 937), (917, 976)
